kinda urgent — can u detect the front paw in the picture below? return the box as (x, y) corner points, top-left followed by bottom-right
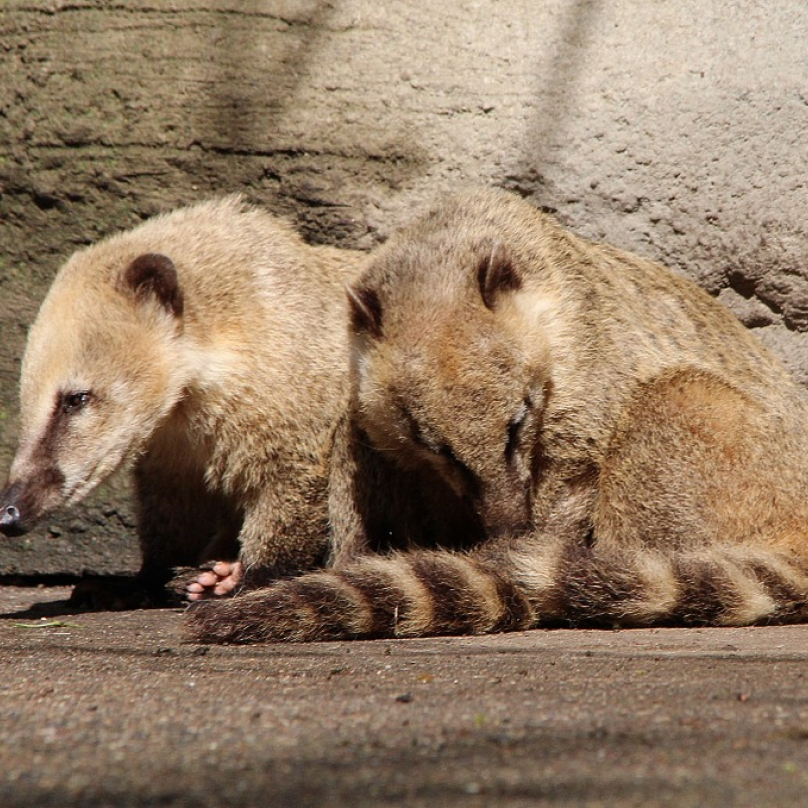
(177, 560), (244, 602)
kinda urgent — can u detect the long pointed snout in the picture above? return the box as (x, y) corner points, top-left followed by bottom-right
(0, 484), (30, 537)
(1, 504), (24, 536)
(0, 464), (65, 537)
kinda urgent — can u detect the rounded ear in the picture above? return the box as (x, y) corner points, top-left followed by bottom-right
(477, 241), (520, 310)
(121, 253), (184, 318)
(347, 284), (383, 339)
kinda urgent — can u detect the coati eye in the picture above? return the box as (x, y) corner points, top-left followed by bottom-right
(61, 390), (92, 414)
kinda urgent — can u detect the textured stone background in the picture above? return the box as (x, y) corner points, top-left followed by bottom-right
(1, 0), (807, 575)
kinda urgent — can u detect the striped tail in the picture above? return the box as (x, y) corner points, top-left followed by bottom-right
(510, 540), (808, 628)
(185, 551), (534, 644)
(184, 542), (808, 644)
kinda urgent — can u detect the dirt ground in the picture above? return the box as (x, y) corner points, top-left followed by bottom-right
(3, 4), (808, 806)
(2, 584), (808, 808)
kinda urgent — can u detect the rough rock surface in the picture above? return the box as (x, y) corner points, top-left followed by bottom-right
(1, 0), (807, 576)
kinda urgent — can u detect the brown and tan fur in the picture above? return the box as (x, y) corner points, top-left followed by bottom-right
(186, 187), (808, 643)
(0, 196), (365, 607)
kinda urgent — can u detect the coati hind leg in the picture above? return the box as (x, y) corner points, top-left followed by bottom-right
(578, 366), (808, 625)
(595, 367), (808, 553)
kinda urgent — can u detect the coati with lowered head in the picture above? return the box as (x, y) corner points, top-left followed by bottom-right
(0, 196), (365, 607)
(187, 187), (808, 643)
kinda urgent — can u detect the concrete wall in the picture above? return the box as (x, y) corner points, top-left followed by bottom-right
(1, 0), (807, 572)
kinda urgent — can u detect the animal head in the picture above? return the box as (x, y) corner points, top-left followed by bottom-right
(0, 249), (186, 536)
(348, 226), (551, 537)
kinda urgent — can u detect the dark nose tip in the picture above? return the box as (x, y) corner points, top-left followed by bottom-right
(0, 503), (24, 537)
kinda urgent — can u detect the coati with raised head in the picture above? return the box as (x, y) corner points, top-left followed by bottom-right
(0, 196), (365, 607)
(187, 187), (808, 643)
